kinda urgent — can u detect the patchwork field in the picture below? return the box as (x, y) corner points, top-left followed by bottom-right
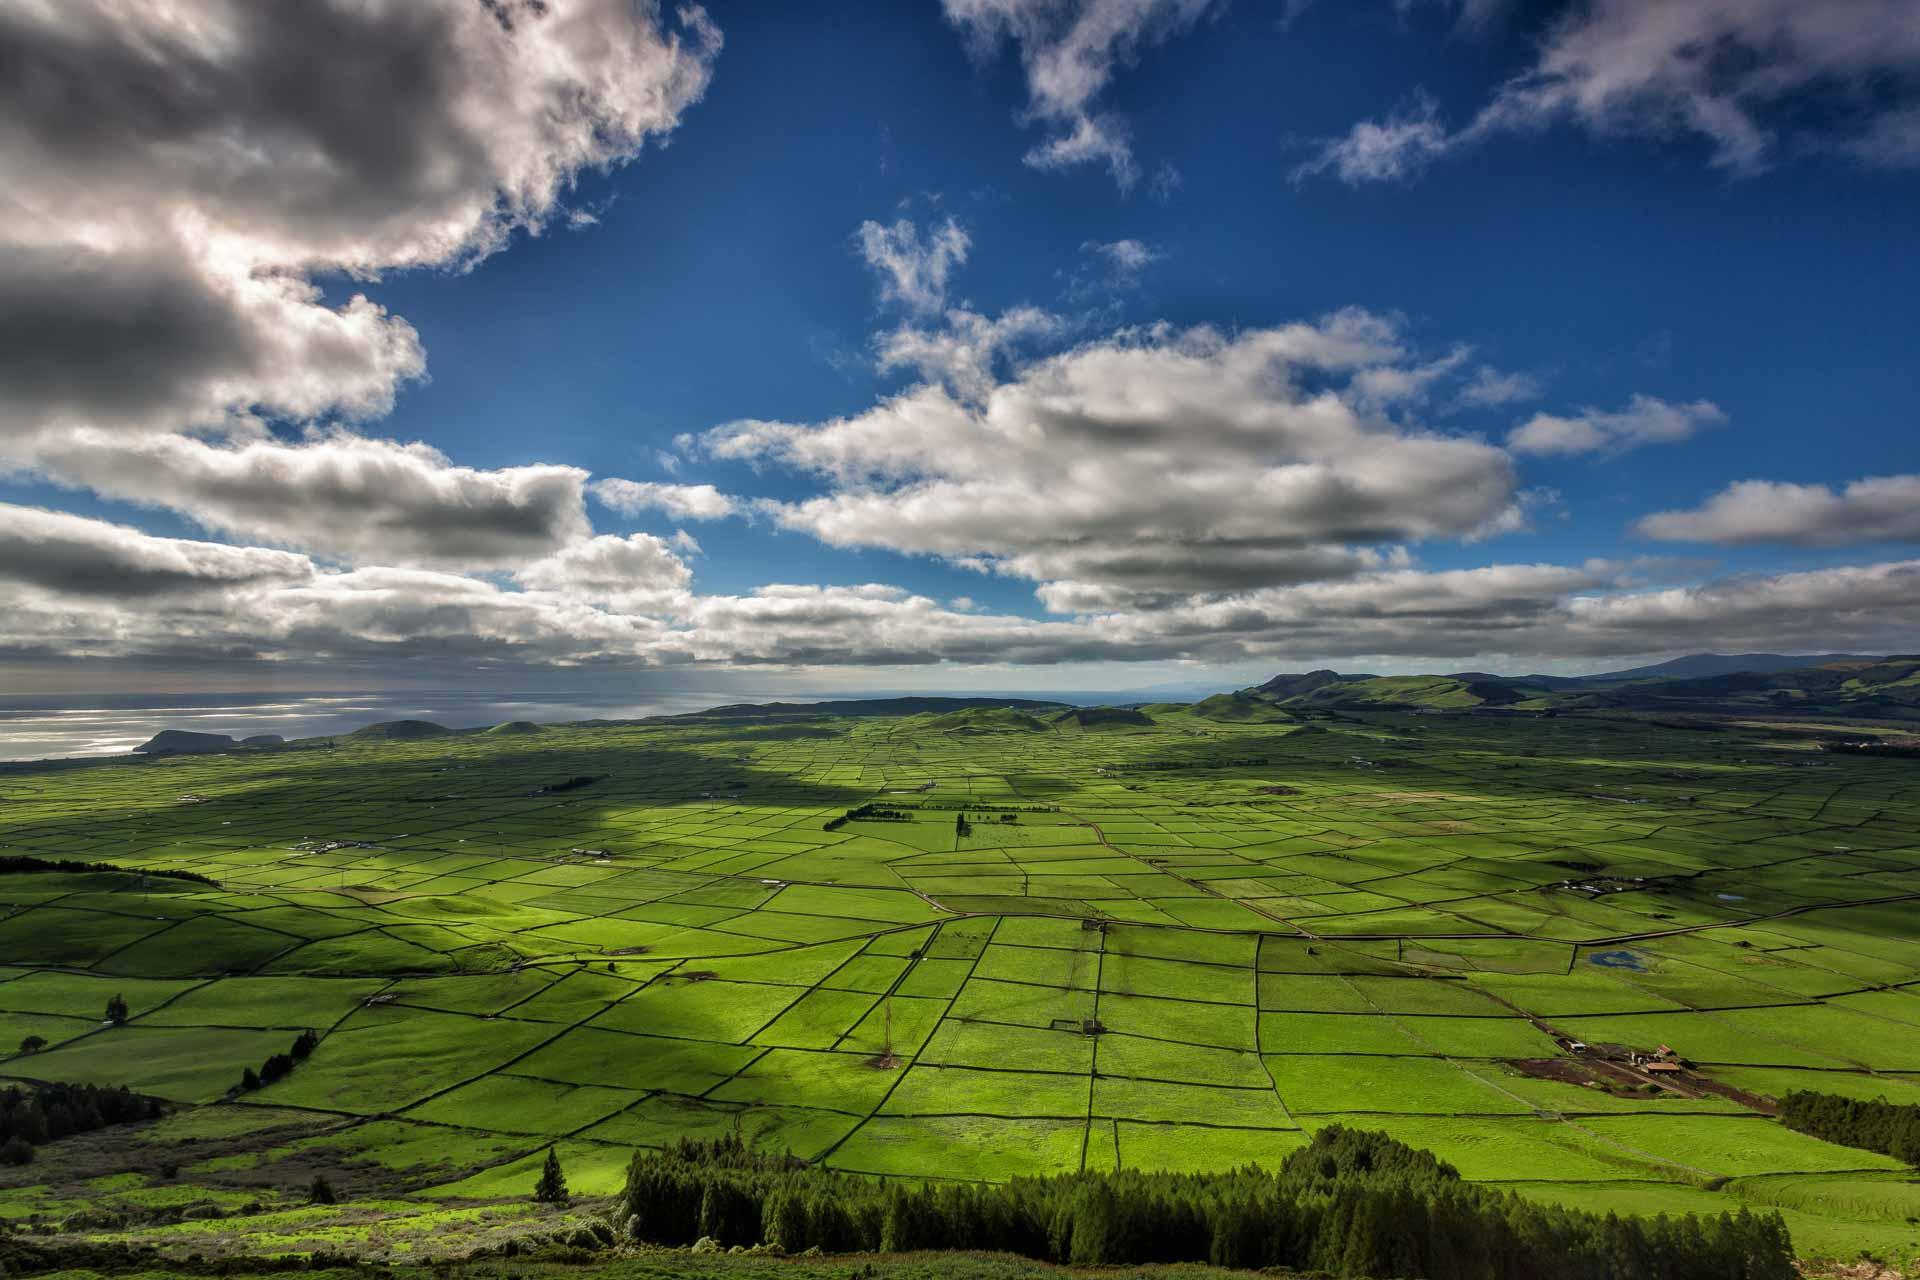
(1, 703), (1917, 1263)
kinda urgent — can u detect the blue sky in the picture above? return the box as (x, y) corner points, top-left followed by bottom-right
(1, 0), (1917, 694)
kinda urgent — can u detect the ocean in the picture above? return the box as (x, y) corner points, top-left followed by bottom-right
(0, 689), (751, 762)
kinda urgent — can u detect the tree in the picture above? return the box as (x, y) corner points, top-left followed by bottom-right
(104, 994), (129, 1025)
(0, 1136), (32, 1166)
(240, 1066), (261, 1091)
(17, 1036), (46, 1055)
(534, 1147), (569, 1204)
(290, 1030), (319, 1060)
(309, 1174), (337, 1205)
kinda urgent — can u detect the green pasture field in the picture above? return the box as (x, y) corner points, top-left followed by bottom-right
(0, 705), (1917, 1264)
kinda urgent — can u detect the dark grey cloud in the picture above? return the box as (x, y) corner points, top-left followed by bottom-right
(23, 431), (591, 569)
(0, 504), (312, 598)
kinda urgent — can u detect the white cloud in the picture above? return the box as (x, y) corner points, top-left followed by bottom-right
(514, 533), (693, 612)
(0, 0), (719, 444)
(1294, 91), (1456, 184)
(7, 505), (1920, 673)
(591, 479), (743, 522)
(857, 218), (971, 313)
(1506, 394), (1724, 457)
(15, 430), (590, 568)
(941, 0), (1220, 187)
(0, 0), (718, 565)
(1638, 475), (1920, 546)
(875, 305), (1062, 402)
(1088, 239), (1163, 272)
(1458, 365), (1545, 408)
(1304, 0), (1920, 183)
(704, 309), (1520, 607)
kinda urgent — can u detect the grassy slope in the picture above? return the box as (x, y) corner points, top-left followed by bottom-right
(0, 709), (1916, 1264)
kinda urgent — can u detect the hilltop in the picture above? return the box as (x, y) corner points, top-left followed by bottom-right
(920, 706), (1052, 733)
(687, 696), (1067, 720)
(1052, 706), (1154, 729)
(344, 719), (453, 741)
(130, 730), (237, 755)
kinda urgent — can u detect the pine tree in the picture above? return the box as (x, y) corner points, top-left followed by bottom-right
(534, 1146), (569, 1204)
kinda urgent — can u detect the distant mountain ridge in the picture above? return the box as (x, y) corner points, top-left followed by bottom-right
(1583, 653), (1885, 681)
(686, 696), (1068, 719)
(1235, 653), (1919, 720)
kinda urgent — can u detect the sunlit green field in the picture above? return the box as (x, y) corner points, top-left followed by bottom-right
(1, 704), (1917, 1262)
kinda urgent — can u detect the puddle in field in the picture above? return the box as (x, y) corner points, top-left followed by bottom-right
(1588, 949), (1648, 971)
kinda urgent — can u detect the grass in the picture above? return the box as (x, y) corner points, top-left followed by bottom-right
(0, 706), (1916, 1264)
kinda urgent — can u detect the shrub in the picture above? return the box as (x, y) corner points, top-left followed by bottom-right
(0, 1136), (33, 1166)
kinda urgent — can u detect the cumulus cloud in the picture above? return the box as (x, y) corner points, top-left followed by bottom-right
(16, 431), (590, 568)
(1303, 0), (1920, 183)
(704, 309), (1521, 608)
(0, 503), (313, 599)
(7, 507), (1920, 673)
(591, 479), (743, 522)
(1638, 475), (1920, 546)
(941, 0), (1220, 187)
(875, 305), (1063, 402)
(857, 218), (971, 313)
(1506, 394), (1724, 457)
(514, 533), (693, 611)
(0, 0), (718, 563)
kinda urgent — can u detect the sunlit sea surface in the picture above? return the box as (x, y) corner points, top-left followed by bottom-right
(0, 690), (754, 762)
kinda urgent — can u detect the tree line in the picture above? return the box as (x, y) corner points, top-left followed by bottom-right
(0, 1082), (165, 1165)
(235, 1029), (320, 1094)
(0, 855), (218, 886)
(823, 804), (911, 831)
(1779, 1089), (1920, 1164)
(618, 1127), (1794, 1280)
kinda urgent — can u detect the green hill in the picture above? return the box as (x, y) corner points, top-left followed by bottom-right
(132, 730), (235, 755)
(1289, 675), (1518, 710)
(1191, 693), (1293, 722)
(921, 707), (1052, 733)
(1052, 706), (1154, 729)
(346, 719), (452, 741)
(1234, 655), (1920, 720)
(486, 720), (545, 735)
